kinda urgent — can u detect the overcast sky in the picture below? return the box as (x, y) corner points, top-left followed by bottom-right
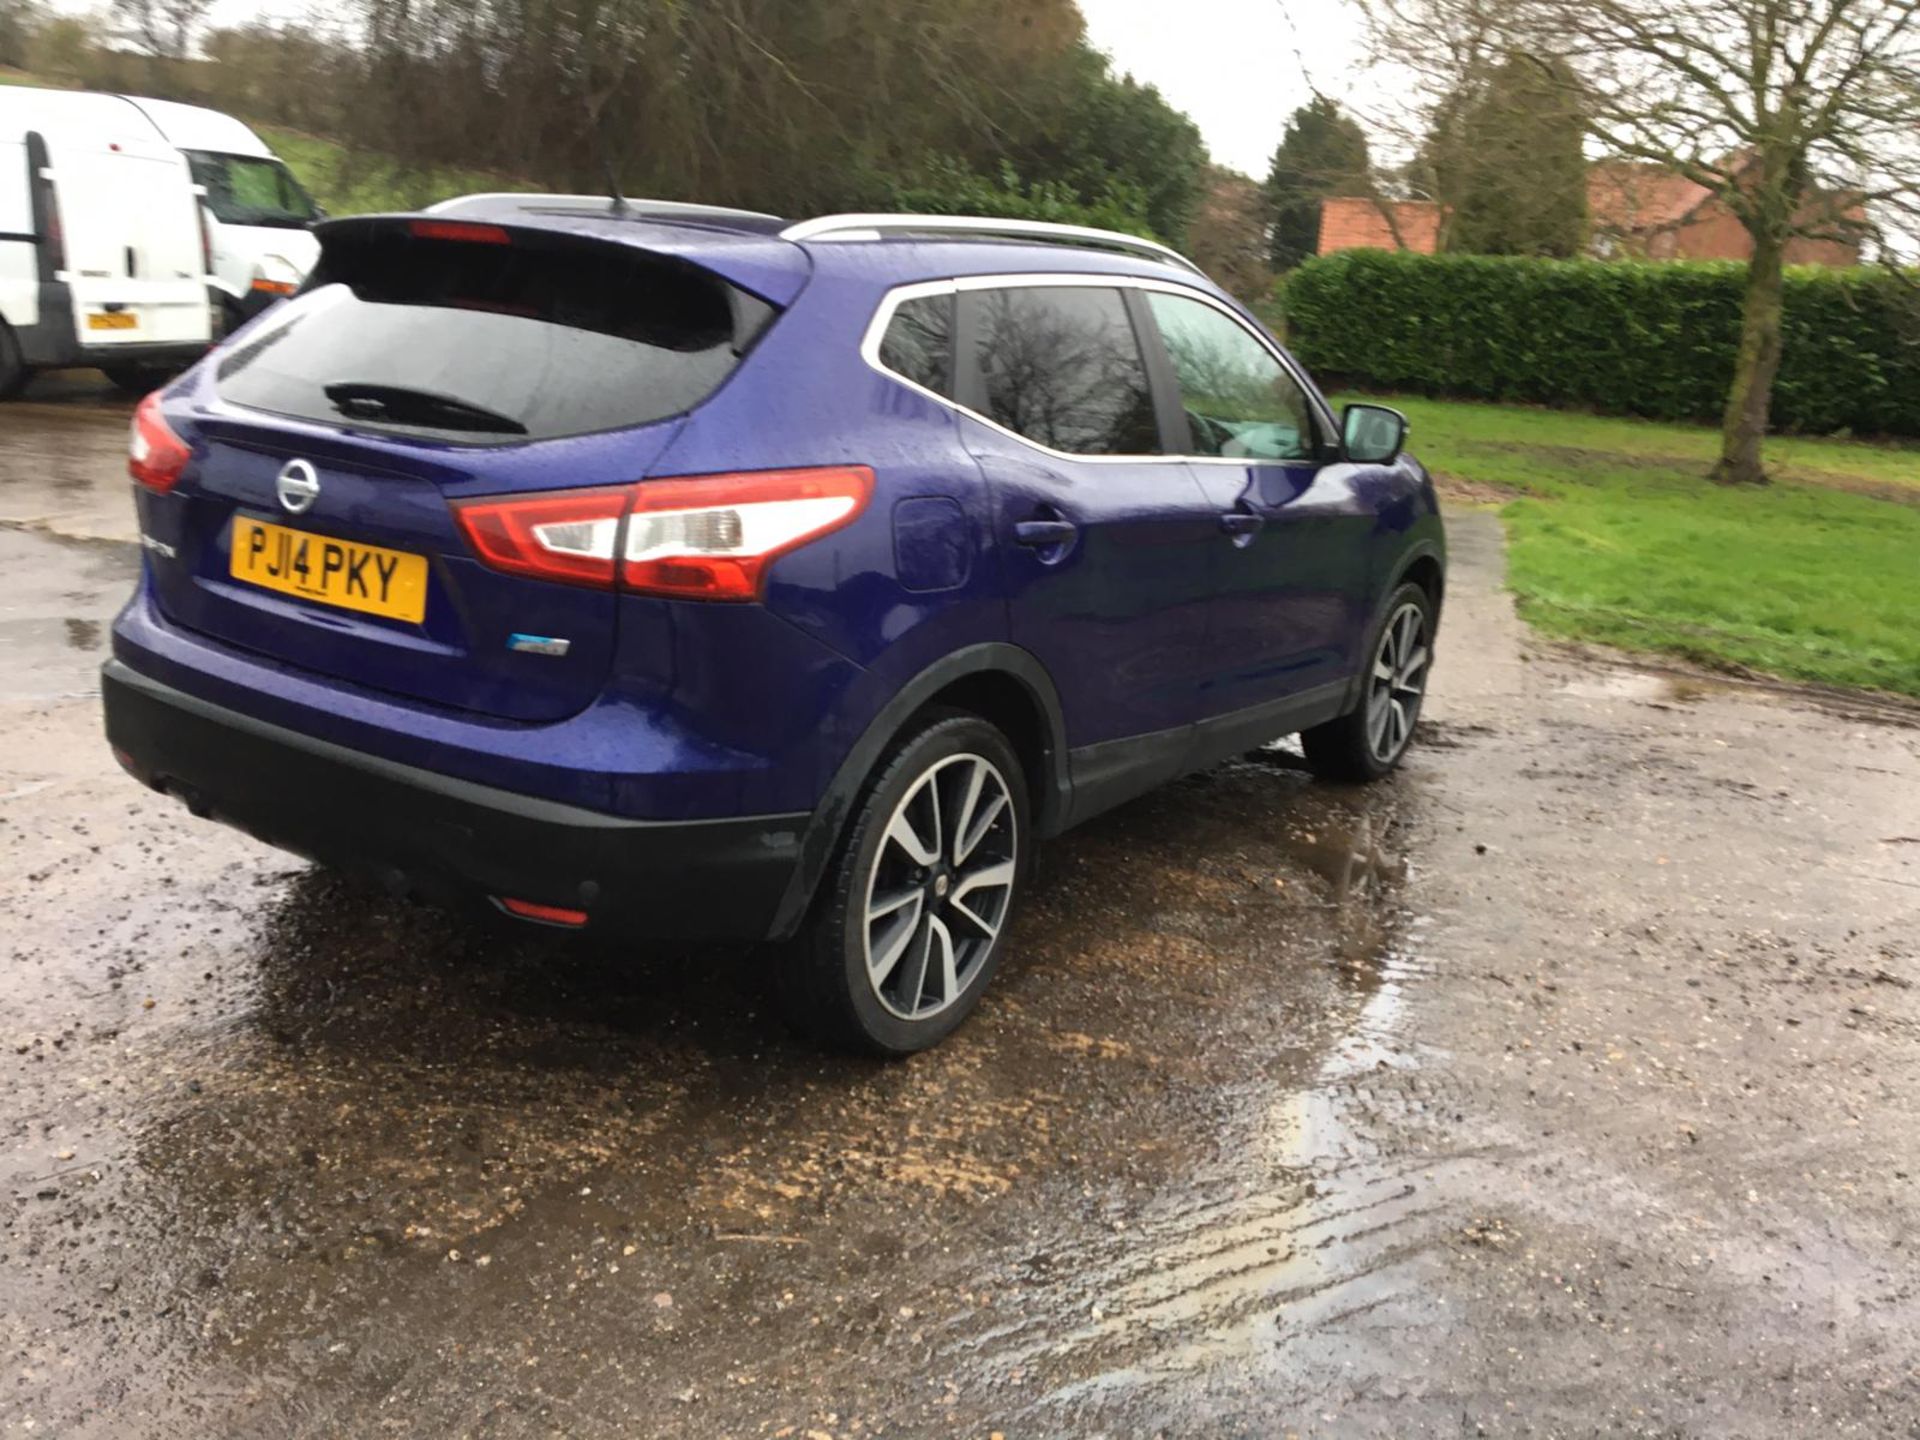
(1078, 0), (1368, 177)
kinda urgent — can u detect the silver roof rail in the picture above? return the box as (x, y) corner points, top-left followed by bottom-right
(779, 213), (1204, 275)
(428, 193), (782, 226)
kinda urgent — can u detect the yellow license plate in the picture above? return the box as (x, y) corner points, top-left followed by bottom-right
(87, 311), (139, 330)
(230, 517), (429, 624)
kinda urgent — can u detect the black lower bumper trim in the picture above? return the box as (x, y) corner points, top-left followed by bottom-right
(101, 660), (807, 942)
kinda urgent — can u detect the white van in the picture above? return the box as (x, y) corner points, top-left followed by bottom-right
(0, 86), (212, 397)
(119, 96), (321, 329)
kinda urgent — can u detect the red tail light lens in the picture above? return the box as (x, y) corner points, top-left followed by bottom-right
(454, 467), (873, 600)
(622, 466), (873, 600)
(128, 393), (190, 494)
(453, 486), (630, 587)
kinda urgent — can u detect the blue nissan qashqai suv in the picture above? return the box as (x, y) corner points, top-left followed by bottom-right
(102, 196), (1445, 1054)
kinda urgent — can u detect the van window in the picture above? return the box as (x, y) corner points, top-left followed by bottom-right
(1144, 292), (1318, 462)
(970, 286), (1160, 456)
(216, 233), (777, 443)
(877, 294), (953, 396)
(186, 152), (317, 229)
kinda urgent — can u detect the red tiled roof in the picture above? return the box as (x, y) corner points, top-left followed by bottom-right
(1317, 197), (1444, 255)
(1587, 163), (1711, 235)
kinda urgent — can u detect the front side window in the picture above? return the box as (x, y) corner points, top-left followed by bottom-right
(971, 286), (1160, 456)
(1146, 292), (1317, 462)
(187, 151), (318, 228)
(877, 293), (954, 397)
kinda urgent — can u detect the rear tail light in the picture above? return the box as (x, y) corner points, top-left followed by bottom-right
(454, 487), (630, 587)
(128, 393), (190, 494)
(453, 466), (873, 600)
(37, 172), (64, 272)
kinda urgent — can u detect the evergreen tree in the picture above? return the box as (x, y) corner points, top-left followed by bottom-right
(1444, 53), (1588, 257)
(1265, 97), (1373, 271)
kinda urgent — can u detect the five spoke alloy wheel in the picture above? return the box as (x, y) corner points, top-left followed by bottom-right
(1365, 599), (1431, 766)
(863, 752), (1017, 1021)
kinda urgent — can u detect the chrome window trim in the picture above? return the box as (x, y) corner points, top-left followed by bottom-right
(858, 272), (1340, 467)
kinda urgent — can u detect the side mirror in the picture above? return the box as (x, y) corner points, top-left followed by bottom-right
(1341, 403), (1409, 465)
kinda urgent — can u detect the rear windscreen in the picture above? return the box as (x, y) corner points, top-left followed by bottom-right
(215, 233), (777, 443)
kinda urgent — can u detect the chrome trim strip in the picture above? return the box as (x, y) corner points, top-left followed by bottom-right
(783, 213), (1205, 275)
(857, 272), (1342, 467)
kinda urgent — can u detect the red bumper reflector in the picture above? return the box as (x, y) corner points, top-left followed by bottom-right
(496, 896), (589, 927)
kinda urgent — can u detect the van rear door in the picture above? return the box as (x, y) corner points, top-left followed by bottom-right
(52, 127), (208, 351)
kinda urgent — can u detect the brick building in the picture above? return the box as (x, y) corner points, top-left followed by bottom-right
(1316, 196), (1445, 256)
(1314, 162), (1864, 267)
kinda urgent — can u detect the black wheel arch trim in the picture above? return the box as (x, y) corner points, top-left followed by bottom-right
(767, 642), (1069, 939)
(1342, 539), (1447, 714)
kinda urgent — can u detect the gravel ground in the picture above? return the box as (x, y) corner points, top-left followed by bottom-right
(2, 383), (1916, 1437)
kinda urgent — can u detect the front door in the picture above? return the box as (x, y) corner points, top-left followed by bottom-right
(1135, 288), (1371, 724)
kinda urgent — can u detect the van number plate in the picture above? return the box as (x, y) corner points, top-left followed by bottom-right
(230, 517), (429, 624)
(87, 312), (139, 330)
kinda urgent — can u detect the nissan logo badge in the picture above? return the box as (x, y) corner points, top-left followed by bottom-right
(276, 458), (320, 515)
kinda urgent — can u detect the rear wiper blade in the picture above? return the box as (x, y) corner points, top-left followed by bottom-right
(323, 381), (528, 435)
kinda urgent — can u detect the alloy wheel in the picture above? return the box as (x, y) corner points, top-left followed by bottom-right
(1366, 601), (1430, 764)
(862, 752), (1018, 1021)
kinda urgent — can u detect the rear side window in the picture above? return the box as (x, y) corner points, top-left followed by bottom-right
(877, 294), (953, 396)
(216, 232), (777, 443)
(969, 286), (1160, 456)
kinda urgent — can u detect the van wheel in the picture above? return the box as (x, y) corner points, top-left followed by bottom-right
(102, 364), (178, 396)
(1301, 582), (1434, 783)
(785, 714), (1027, 1056)
(0, 323), (27, 400)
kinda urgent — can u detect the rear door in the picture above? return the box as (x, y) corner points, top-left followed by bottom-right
(143, 222), (780, 722)
(53, 129), (208, 349)
(954, 279), (1219, 798)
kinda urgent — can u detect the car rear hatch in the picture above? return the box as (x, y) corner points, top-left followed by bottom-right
(145, 215), (800, 722)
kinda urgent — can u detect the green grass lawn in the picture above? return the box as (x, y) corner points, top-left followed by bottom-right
(1356, 395), (1920, 697)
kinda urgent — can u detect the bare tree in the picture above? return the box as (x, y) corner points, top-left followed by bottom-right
(114, 0), (213, 59)
(1352, 0), (1920, 484)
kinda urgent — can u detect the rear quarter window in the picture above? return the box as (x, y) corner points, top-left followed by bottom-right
(876, 293), (954, 397)
(216, 233), (776, 444)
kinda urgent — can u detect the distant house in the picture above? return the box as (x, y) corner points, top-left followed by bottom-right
(1587, 160), (1864, 266)
(1314, 163), (1865, 267)
(1316, 197), (1445, 256)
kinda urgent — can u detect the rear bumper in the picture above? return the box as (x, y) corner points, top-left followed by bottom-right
(16, 282), (212, 370)
(102, 660), (808, 941)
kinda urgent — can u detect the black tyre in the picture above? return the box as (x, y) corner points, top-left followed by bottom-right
(102, 363), (179, 396)
(0, 322), (27, 400)
(785, 713), (1027, 1055)
(1301, 581), (1435, 783)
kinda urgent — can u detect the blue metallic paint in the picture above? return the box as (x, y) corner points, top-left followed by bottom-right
(109, 210), (1444, 936)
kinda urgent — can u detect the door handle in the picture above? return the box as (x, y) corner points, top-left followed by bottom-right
(1014, 519), (1078, 548)
(1218, 510), (1264, 537)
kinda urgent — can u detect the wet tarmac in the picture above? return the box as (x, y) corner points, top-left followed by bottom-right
(3, 388), (1919, 1436)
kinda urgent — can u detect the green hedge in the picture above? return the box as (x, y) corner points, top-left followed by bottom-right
(1283, 250), (1920, 437)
